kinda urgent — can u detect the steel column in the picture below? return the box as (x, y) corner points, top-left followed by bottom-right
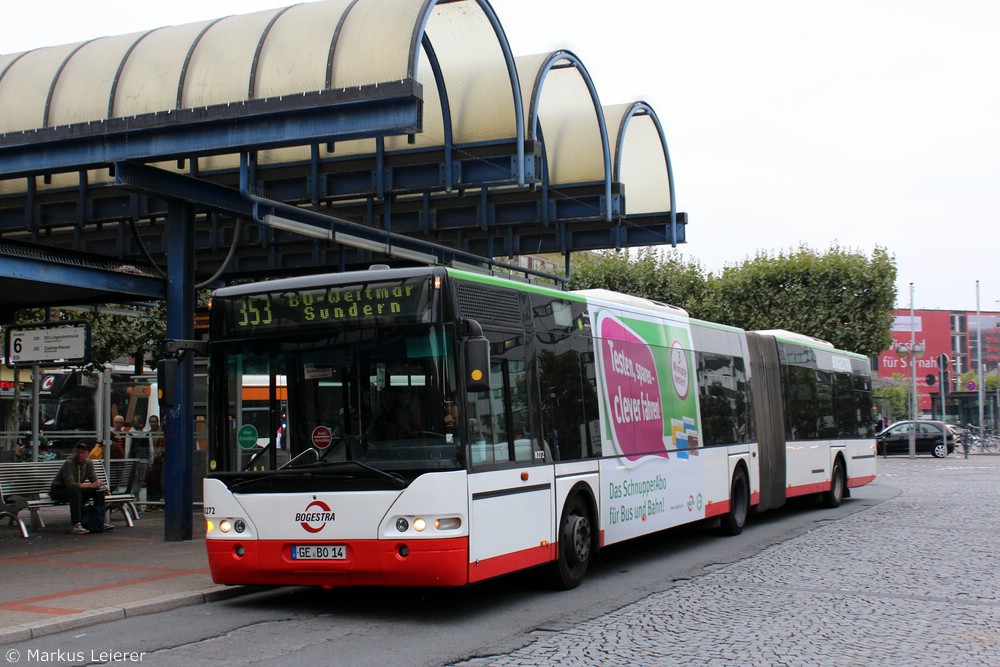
(164, 200), (195, 541)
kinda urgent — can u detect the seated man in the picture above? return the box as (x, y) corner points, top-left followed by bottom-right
(50, 441), (114, 535)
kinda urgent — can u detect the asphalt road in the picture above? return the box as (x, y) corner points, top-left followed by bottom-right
(2, 481), (893, 667)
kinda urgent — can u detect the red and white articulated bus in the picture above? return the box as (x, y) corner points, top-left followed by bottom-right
(203, 266), (876, 589)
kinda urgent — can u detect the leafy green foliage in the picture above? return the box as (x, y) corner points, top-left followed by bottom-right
(873, 382), (909, 423)
(2, 303), (166, 372)
(958, 369), (999, 392)
(701, 245), (897, 357)
(568, 244), (897, 357)
(0, 289), (216, 371)
(570, 247), (709, 313)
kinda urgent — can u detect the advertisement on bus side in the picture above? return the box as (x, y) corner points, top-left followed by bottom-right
(591, 307), (707, 543)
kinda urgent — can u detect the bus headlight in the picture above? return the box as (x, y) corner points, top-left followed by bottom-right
(207, 517), (251, 537)
(391, 515), (462, 534)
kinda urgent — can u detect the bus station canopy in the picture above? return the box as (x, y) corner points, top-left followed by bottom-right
(0, 0), (686, 308)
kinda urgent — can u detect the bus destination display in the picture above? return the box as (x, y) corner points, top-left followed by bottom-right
(223, 278), (430, 334)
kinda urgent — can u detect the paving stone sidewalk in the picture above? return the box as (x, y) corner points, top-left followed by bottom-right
(456, 457), (1000, 667)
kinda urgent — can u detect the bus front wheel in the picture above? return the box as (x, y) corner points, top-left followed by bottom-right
(551, 494), (592, 590)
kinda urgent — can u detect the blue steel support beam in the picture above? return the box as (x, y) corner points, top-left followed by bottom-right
(115, 160), (568, 285)
(0, 84), (421, 179)
(0, 253), (164, 299)
(115, 161), (252, 218)
(164, 200), (195, 542)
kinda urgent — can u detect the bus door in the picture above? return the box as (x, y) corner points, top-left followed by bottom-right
(466, 331), (554, 581)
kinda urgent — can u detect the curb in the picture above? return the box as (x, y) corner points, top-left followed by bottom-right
(0, 585), (255, 645)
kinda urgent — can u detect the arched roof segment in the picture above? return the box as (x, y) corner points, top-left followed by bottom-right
(605, 102), (674, 216)
(319, 0), (520, 158)
(0, 0), (520, 136)
(0, 42), (80, 132)
(518, 51), (609, 186)
(0, 0), (686, 272)
(111, 23), (211, 118)
(517, 50), (612, 219)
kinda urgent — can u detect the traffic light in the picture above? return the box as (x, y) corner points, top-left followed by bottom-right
(926, 374), (936, 386)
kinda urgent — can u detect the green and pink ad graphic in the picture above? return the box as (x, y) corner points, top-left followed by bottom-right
(592, 307), (707, 544)
(594, 310), (700, 461)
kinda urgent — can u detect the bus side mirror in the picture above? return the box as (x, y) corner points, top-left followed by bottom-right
(157, 358), (178, 407)
(464, 336), (490, 393)
(156, 339), (207, 408)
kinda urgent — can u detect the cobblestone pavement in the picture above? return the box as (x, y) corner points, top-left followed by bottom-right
(455, 457), (1000, 667)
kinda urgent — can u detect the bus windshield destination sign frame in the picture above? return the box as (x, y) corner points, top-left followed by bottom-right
(221, 277), (431, 336)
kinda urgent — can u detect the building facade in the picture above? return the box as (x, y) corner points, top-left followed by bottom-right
(877, 309), (1000, 427)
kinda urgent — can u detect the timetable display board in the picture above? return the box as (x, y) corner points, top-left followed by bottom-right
(5, 321), (91, 367)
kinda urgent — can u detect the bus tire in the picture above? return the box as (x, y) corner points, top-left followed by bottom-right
(822, 458), (846, 508)
(720, 465), (749, 536)
(551, 493), (592, 590)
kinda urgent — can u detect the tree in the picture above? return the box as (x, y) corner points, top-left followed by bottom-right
(570, 247), (709, 313)
(568, 244), (897, 357)
(873, 379), (909, 424)
(699, 245), (896, 357)
(2, 304), (165, 374)
(957, 369), (999, 393)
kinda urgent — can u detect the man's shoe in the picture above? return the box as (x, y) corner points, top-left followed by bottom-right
(71, 523), (89, 535)
(103, 523), (115, 531)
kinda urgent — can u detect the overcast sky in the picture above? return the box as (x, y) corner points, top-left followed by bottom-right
(2, 0), (997, 312)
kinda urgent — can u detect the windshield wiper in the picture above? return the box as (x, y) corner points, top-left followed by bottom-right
(227, 461), (389, 492)
(279, 448), (320, 469)
(285, 458), (407, 488)
(346, 459), (407, 488)
(277, 434), (356, 469)
(241, 441), (274, 471)
(229, 470), (309, 492)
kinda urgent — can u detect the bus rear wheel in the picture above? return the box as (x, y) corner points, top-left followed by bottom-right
(720, 465), (749, 536)
(551, 494), (592, 590)
(822, 459), (846, 508)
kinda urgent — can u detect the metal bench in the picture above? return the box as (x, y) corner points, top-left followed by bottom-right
(108, 458), (140, 495)
(0, 459), (140, 537)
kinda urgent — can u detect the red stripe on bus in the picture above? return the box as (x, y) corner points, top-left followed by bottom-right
(786, 482), (829, 498)
(207, 536), (468, 588)
(704, 490), (761, 519)
(705, 500), (728, 518)
(467, 543), (556, 584)
(848, 474), (875, 488)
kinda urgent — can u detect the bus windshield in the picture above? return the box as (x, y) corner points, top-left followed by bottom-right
(211, 323), (460, 477)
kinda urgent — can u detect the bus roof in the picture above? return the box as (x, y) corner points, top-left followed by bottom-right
(447, 269), (690, 318)
(214, 266), (441, 298)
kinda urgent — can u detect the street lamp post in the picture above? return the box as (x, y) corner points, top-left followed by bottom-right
(976, 281), (985, 440)
(895, 283), (925, 459)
